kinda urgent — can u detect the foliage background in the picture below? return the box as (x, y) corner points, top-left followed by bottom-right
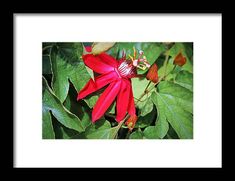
(42, 42), (193, 139)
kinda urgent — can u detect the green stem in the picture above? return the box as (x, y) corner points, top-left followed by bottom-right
(136, 80), (152, 105)
(162, 51), (170, 80)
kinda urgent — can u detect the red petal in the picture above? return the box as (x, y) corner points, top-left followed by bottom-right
(116, 79), (131, 122)
(83, 54), (114, 74)
(92, 80), (121, 122)
(127, 83), (136, 115)
(77, 71), (118, 100)
(98, 53), (118, 68)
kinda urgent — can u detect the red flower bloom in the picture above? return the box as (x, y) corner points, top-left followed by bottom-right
(77, 48), (149, 123)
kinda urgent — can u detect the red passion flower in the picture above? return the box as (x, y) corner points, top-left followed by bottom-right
(77, 47), (150, 123)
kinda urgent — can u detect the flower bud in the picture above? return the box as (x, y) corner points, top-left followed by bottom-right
(146, 63), (158, 83)
(174, 52), (186, 66)
(125, 115), (138, 131)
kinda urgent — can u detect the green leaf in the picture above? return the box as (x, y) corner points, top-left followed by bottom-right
(129, 130), (143, 139)
(42, 108), (55, 139)
(84, 96), (99, 108)
(164, 124), (179, 139)
(50, 44), (91, 102)
(85, 119), (118, 139)
(143, 110), (169, 139)
(53, 118), (79, 139)
(63, 85), (92, 129)
(43, 76), (84, 132)
(42, 55), (52, 74)
(151, 81), (193, 139)
(132, 77), (149, 100)
(138, 96), (154, 116)
(107, 102), (116, 114)
(56, 43), (83, 64)
(92, 42), (116, 55)
(155, 114), (169, 138)
(175, 70), (193, 92)
(157, 81), (193, 114)
(143, 126), (159, 139)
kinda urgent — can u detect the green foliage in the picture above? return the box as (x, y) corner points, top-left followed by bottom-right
(129, 129), (144, 139)
(42, 42), (193, 139)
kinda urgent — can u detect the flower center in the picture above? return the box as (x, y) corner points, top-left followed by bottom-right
(117, 60), (136, 78)
(117, 47), (151, 78)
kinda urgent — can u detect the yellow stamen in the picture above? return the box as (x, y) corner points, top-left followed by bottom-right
(137, 64), (147, 70)
(128, 55), (134, 61)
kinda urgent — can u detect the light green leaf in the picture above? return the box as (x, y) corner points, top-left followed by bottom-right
(155, 114), (169, 138)
(42, 108), (55, 139)
(157, 81), (193, 114)
(138, 96), (154, 116)
(151, 81), (193, 139)
(43, 77), (84, 132)
(175, 70), (193, 92)
(92, 42), (116, 55)
(129, 130), (143, 139)
(132, 77), (149, 100)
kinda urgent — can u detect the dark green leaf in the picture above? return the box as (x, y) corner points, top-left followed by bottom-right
(53, 117), (79, 139)
(42, 55), (52, 74)
(129, 130), (143, 139)
(43, 77), (84, 132)
(42, 108), (55, 139)
(135, 107), (156, 128)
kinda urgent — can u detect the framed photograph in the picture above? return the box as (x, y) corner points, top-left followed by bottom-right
(14, 14), (222, 167)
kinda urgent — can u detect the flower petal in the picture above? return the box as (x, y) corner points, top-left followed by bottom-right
(92, 80), (121, 122)
(83, 54), (114, 74)
(98, 53), (118, 68)
(127, 83), (136, 115)
(77, 71), (118, 100)
(116, 79), (130, 122)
